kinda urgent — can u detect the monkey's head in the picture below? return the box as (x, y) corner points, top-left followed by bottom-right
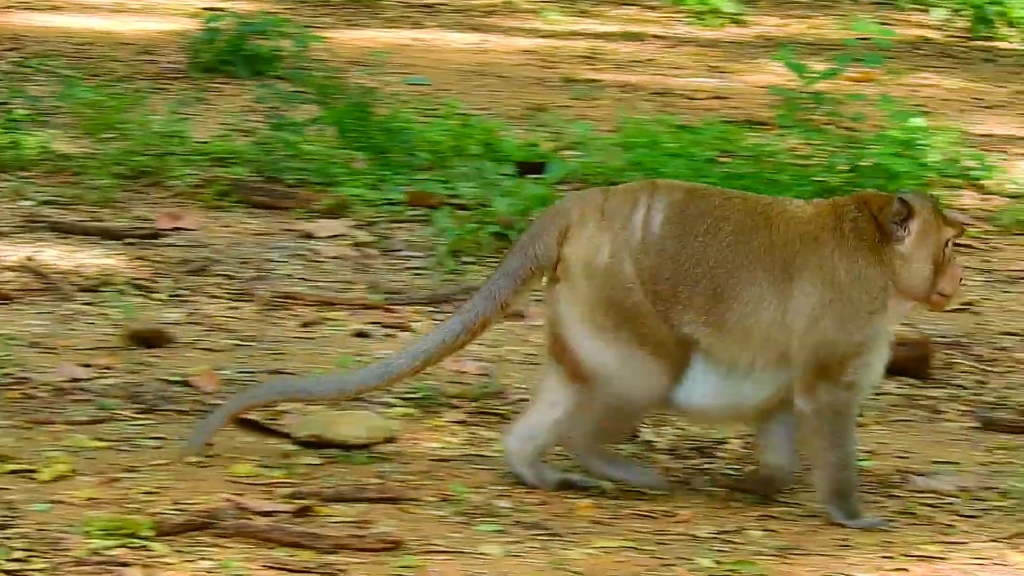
(865, 192), (967, 312)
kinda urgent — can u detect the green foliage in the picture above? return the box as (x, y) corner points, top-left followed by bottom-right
(0, 14), (1008, 258)
(0, 85), (53, 172)
(904, 0), (1024, 40)
(767, 19), (995, 193)
(664, 0), (1023, 39)
(665, 0), (745, 26)
(186, 11), (322, 79)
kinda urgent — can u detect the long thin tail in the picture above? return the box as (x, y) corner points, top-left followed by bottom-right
(183, 201), (571, 456)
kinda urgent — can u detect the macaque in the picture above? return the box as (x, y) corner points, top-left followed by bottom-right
(184, 180), (966, 529)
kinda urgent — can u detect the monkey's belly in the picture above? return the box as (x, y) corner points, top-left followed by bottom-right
(668, 353), (792, 422)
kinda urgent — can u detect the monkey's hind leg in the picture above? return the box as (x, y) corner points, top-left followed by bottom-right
(729, 402), (800, 498)
(503, 366), (604, 491)
(564, 402), (671, 491)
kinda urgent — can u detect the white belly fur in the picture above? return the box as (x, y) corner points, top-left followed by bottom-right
(668, 353), (792, 422)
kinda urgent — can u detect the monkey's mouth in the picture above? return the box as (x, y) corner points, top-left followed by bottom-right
(927, 291), (955, 311)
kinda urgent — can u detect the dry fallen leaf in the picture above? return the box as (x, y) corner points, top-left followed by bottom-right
(298, 313), (325, 328)
(225, 494), (302, 515)
(297, 218), (360, 239)
(154, 210), (202, 231)
(87, 355), (119, 369)
(841, 69), (881, 83)
(405, 189), (447, 209)
(187, 369), (222, 393)
(906, 472), (983, 495)
(55, 361), (93, 381)
(442, 357), (494, 377)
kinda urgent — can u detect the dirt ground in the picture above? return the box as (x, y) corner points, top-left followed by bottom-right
(0, 1), (1022, 575)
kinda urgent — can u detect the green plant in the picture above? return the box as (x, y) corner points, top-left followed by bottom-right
(0, 84), (54, 172)
(666, 0), (745, 26)
(894, 0), (1023, 40)
(0, 16), (1004, 258)
(186, 11), (323, 79)
(767, 19), (997, 193)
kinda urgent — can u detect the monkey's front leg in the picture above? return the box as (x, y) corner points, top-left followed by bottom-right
(799, 381), (887, 530)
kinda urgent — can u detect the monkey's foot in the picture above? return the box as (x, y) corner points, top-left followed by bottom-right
(830, 514), (889, 530)
(572, 450), (671, 491)
(509, 468), (607, 492)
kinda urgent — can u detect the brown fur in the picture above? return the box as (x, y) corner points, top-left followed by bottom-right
(183, 179), (965, 529)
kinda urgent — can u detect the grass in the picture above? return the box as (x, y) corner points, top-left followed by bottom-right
(0, 12), (1014, 260)
(662, 0), (1024, 40)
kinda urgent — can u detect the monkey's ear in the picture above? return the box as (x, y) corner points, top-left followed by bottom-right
(859, 192), (914, 244)
(885, 195), (914, 243)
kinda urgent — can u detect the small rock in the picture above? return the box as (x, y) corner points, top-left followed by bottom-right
(298, 313), (325, 328)
(286, 410), (398, 448)
(55, 362), (93, 382)
(906, 472), (984, 495)
(122, 323), (175, 349)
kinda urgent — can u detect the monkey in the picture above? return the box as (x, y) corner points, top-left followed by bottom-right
(183, 179), (966, 530)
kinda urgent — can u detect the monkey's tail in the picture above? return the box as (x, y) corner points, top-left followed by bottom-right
(183, 200), (572, 456)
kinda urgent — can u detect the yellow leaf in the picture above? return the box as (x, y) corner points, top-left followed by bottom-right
(36, 461), (75, 483)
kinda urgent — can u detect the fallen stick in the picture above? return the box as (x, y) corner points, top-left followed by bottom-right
(28, 217), (165, 241)
(150, 497), (404, 551)
(217, 520), (403, 552)
(284, 485), (417, 503)
(22, 414), (112, 426)
(153, 506), (237, 537)
(13, 256), (75, 297)
(265, 284), (477, 309)
(974, 408), (1024, 434)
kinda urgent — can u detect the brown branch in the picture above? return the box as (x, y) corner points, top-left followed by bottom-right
(13, 256), (75, 297)
(28, 217), (165, 241)
(22, 414), (111, 426)
(264, 284), (478, 309)
(216, 520), (403, 552)
(150, 494), (405, 552)
(974, 408), (1024, 434)
(153, 506), (238, 537)
(284, 485), (418, 503)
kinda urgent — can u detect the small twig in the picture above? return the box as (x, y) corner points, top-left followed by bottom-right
(372, 284), (479, 305)
(260, 559), (344, 575)
(153, 506), (238, 537)
(22, 414), (111, 426)
(216, 520), (403, 552)
(974, 408), (1024, 434)
(13, 256), (75, 297)
(27, 217), (165, 241)
(150, 500), (402, 552)
(264, 284), (477, 309)
(284, 485), (417, 503)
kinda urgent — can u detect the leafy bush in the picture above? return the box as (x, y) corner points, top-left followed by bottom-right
(186, 11), (322, 79)
(0, 15), (1005, 256)
(905, 0), (1024, 40)
(672, 0), (1023, 39)
(665, 0), (745, 26)
(0, 86), (53, 172)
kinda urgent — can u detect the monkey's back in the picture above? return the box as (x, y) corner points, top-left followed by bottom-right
(554, 179), (893, 371)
